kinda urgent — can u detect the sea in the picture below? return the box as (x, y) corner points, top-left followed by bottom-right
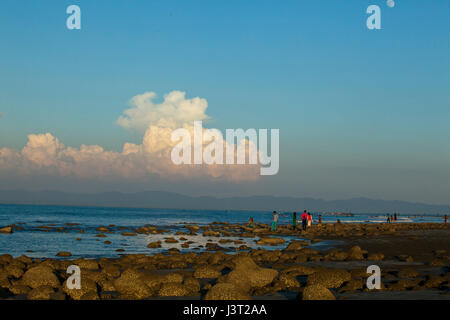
(0, 204), (445, 260)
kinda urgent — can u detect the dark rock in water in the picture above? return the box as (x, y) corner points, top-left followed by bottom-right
(147, 241), (162, 248)
(56, 252), (72, 257)
(116, 249), (125, 252)
(104, 240), (112, 244)
(0, 226), (13, 234)
(121, 232), (137, 236)
(256, 237), (285, 245)
(165, 237), (178, 243)
(302, 284), (335, 300)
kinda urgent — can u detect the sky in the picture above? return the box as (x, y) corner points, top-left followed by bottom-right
(0, 0), (449, 205)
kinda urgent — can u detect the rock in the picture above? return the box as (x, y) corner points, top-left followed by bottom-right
(311, 239), (323, 244)
(222, 257), (278, 292)
(9, 284), (31, 295)
(50, 290), (67, 300)
(147, 241), (162, 248)
(104, 241), (111, 244)
(165, 238), (178, 243)
(256, 237), (285, 246)
(101, 264), (121, 278)
(307, 269), (351, 288)
(278, 274), (300, 289)
(204, 283), (251, 300)
(282, 265), (316, 276)
(113, 269), (153, 299)
(63, 278), (98, 300)
(183, 277), (200, 295)
(284, 241), (303, 251)
(194, 266), (222, 279)
(75, 259), (100, 270)
(121, 232), (137, 236)
(56, 251), (72, 257)
(368, 253), (384, 261)
(96, 226), (110, 232)
(0, 226), (13, 234)
(347, 246), (364, 260)
(4, 265), (24, 279)
(302, 284), (336, 300)
(21, 266), (60, 289)
(27, 285), (54, 300)
(203, 230), (220, 237)
(158, 283), (189, 297)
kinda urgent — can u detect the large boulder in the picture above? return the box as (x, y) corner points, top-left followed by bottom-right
(222, 257), (278, 292)
(307, 269), (351, 288)
(204, 283), (251, 300)
(113, 269), (153, 299)
(21, 266), (60, 289)
(63, 278), (98, 300)
(302, 284), (336, 300)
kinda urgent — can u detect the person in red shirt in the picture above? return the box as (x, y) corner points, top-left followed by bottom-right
(301, 210), (308, 230)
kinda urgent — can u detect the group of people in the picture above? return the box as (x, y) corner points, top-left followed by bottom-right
(248, 210), (321, 232)
(386, 213), (398, 223)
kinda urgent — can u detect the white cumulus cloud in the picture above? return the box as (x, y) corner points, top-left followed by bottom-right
(0, 91), (261, 183)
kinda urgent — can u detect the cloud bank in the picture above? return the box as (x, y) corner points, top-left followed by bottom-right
(0, 91), (260, 184)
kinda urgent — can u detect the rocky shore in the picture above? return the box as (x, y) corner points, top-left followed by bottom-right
(0, 222), (449, 300)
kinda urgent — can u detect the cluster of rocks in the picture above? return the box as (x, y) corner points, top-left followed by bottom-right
(0, 239), (448, 300)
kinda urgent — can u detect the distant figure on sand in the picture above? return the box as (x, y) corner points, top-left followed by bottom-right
(318, 214), (322, 225)
(292, 212), (297, 230)
(301, 210), (308, 230)
(394, 213), (397, 222)
(271, 211), (279, 231)
(248, 217), (254, 229)
(445, 215), (447, 224)
(307, 212), (312, 227)
(387, 215), (391, 224)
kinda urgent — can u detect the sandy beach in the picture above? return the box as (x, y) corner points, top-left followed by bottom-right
(0, 221), (449, 300)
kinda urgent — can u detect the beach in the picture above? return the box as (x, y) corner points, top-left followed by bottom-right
(0, 216), (449, 300)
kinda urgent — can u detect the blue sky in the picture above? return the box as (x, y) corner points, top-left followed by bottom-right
(0, 0), (449, 204)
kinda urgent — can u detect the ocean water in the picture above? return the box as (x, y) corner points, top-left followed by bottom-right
(0, 204), (445, 259)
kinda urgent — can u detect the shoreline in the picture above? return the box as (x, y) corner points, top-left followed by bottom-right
(0, 222), (449, 300)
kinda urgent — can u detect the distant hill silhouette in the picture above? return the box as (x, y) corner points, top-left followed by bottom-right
(0, 190), (449, 214)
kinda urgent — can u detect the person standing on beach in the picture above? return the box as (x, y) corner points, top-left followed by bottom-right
(387, 215), (391, 224)
(292, 212), (297, 230)
(307, 212), (312, 227)
(394, 213), (397, 222)
(271, 211), (279, 231)
(318, 214), (322, 225)
(248, 217), (255, 229)
(301, 210), (308, 230)
(445, 215), (447, 224)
